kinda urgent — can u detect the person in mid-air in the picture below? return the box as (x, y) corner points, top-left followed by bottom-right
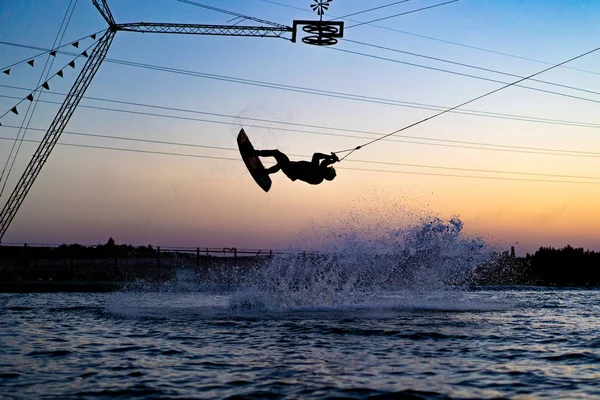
(251, 149), (339, 185)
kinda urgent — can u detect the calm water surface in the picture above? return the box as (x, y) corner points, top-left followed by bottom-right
(1, 288), (599, 399)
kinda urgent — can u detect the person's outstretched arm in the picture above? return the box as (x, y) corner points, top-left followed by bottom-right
(313, 152), (338, 167)
(311, 153), (329, 166)
(312, 153), (338, 165)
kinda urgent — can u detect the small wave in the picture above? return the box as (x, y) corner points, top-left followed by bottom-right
(172, 360), (235, 371)
(27, 350), (70, 357)
(4, 306), (34, 311)
(302, 386), (451, 400)
(227, 289), (510, 315)
(228, 380), (253, 387)
(543, 352), (600, 363)
(302, 325), (466, 341)
(406, 331), (466, 341)
(70, 387), (167, 399)
(106, 345), (144, 353)
(48, 337), (68, 343)
(49, 306), (99, 313)
(226, 389), (284, 399)
(160, 349), (183, 356)
(0, 372), (21, 379)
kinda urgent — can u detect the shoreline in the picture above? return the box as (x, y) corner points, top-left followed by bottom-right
(0, 281), (123, 293)
(1, 281), (599, 293)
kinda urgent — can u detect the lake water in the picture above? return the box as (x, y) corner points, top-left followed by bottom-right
(1, 287), (599, 399)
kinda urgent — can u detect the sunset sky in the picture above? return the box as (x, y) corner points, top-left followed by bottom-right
(1, 0), (600, 254)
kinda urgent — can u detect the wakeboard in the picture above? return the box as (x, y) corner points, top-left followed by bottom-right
(237, 129), (272, 192)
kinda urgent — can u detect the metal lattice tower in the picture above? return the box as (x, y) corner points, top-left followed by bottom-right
(0, 0), (344, 242)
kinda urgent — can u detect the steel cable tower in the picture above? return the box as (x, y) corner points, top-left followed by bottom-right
(0, 0), (344, 242)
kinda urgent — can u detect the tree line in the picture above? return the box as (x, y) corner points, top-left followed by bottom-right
(474, 245), (600, 286)
(1, 239), (599, 286)
(0, 237), (162, 259)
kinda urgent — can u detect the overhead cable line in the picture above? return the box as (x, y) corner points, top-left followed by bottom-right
(2, 93), (599, 159)
(329, 47), (600, 106)
(334, 166), (600, 185)
(1, 135), (599, 185)
(257, 0), (600, 76)
(342, 39), (600, 98)
(347, 159), (600, 180)
(174, 0), (288, 28)
(334, 45), (600, 160)
(333, 0), (410, 20)
(1, 124), (235, 151)
(346, 0), (459, 29)
(3, 39), (600, 117)
(383, 32), (600, 77)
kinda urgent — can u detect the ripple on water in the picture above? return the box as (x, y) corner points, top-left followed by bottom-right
(0, 373), (21, 379)
(543, 352), (600, 363)
(106, 345), (144, 353)
(27, 350), (71, 357)
(70, 387), (169, 399)
(588, 338), (600, 349)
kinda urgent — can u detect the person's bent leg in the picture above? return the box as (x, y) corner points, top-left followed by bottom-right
(264, 164), (281, 175)
(255, 150), (290, 165)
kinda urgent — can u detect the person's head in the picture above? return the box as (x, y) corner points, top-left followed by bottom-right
(323, 167), (337, 181)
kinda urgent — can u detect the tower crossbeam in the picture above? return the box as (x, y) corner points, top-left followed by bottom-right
(116, 22), (292, 39)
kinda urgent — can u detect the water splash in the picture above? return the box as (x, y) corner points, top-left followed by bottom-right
(230, 213), (494, 311)
(108, 191), (498, 314)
